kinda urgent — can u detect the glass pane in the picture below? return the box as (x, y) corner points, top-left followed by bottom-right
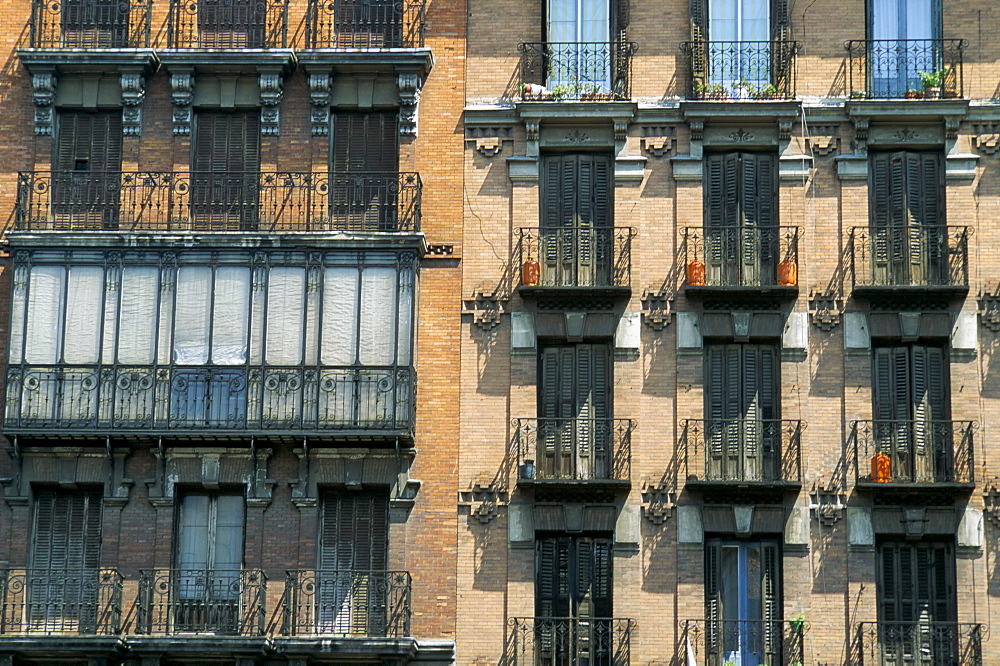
(212, 267), (250, 365)
(174, 266), (212, 365)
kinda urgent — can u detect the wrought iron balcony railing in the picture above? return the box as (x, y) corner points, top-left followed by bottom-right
(27, 0), (152, 48)
(5, 364), (415, 438)
(167, 0), (288, 48)
(135, 569), (266, 636)
(517, 227), (634, 290)
(856, 621), (983, 666)
(850, 226), (969, 291)
(851, 420), (975, 485)
(681, 40), (798, 100)
(15, 171), (421, 233)
(509, 617), (635, 666)
(681, 419), (803, 484)
(281, 570), (411, 637)
(0, 568), (124, 636)
(305, 0), (425, 49)
(684, 226), (799, 288)
(845, 39), (967, 99)
(513, 418), (634, 484)
(682, 618), (805, 666)
(518, 42), (638, 101)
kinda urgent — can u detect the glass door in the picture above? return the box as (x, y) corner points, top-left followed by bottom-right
(869, 0), (940, 96)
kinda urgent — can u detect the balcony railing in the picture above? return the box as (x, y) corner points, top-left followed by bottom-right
(518, 42), (638, 101)
(167, 0), (288, 48)
(135, 569), (266, 636)
(845, 39), (966, 99)
(684, 226), (799, 288)
(681, 40), (798, 100)
(850, 226), (969, 291)
(27, 0), (152, 48)
(856, 622), (983, 666)
(305, 0), (425, 49)
(513, 418), (634, 484)
(682, 618), (804, 666)
(517, 227), (634, 289)
(509, 617), (635, 666)
(15, 171), (422, 233)
(5, 364), (415, 438)
(281, 570), (410, 637)
(851, 420), (974, 485)
(681, 419), (803, 484)
(0, 568), (123, 636)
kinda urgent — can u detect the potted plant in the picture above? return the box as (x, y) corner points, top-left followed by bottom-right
(734, 78), (753, 100)
(696, 83), (727, 100)
(905, 87), (921, 99)
(788, 613), (806, 633)
(917, 68), (947, 98)
(851, 89), (866, 100)
(752, 83), (779, 100)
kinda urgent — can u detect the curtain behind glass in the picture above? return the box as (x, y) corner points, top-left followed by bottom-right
(322, 267), (360, 365)
(266, 267), (305, 365)
(64, 266), (104, 364)
(212, 267), (250, 365)
(174, 266), (212, 365)
(708, 0), (771, 88)
(24, 266), (64, 364)
(871, 0), (936, 96)
(547, 0), (610, 91)
(118, 267), (159, 364)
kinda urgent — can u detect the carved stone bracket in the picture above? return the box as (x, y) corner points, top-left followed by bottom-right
(944, 116), (960, 141)
(641, 126), (676, 157)
(641, 288), (674, 331)
(460, 482), (509, 524)
(613, 120), (628, 142)
(973, 123), (1000, 155)
(466, 126), (513, 157)
(259, 72), (283, 136)
(525, 121), (540, 142)
(31, 72), (56, 135)
(810, 484), (846, 527)
(979, 284), (1000, 332)
(308, 73), (332, 136)
(463, 290), (509, 332)
(807, 125), (840, 156)
(641, 481), (676, 525)
(852, 117), (869, 153)
(777, 119), (793, 141)
(120, 72), (146, 136)
(170, 72), (195, 136)
(689, 119), (704, 142)
(397, 71), (423, 136)
(808, 287), (844, 331)
(983, 484), (1000, 528)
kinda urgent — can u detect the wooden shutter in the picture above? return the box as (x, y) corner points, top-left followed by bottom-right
(54, 112), (122, 229)
(536, 536), (612, 619)
(741, 153), (777, 284)
(330, 112), (399, 230)
(192, 111), (260, 230)
(761, 542), (781, 656)
(704, 540), (721, 655)
(198, 0), (264, 47)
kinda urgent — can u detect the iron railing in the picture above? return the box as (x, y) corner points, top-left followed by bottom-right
(518, 42), (638, 101)
(850, 226), (969, 290)
(509, 617), (635, 666)
(513, 418), (634, 483)
(851, 420), (975, 485)
(167, 0), (288, 48)
(135, 569), (266, 635)
(681, 40), (798, 100)
(5, 364), (415, 437)
(517, 227), (634, 289)
(845, 39), (966, 99)
(684, 226), (799, 287)
(281, 570), (411, 637)
(305, 0), (425, 48)
(0, 568), (123, 636)
(856, 621), (983, 666)
(27, 0), (152, 48)
(682, 618), (804, 666)
(15, 171), (421, 233)
(681, 419), (803, 484)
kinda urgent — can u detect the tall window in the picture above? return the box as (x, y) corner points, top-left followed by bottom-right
(869, 0), (941, 96)
(331, 112), (400, 231)
(191, 111), (260, 230)
(707, 0), (769, 87)
(61, 0), (129, 47)
(333, 0), (402, 48)
(53, 111), (122, 229)
(547, 0), (611, 90)
(197, 0), (264, 47)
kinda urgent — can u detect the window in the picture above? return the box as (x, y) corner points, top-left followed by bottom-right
(538, 344), (611, 480)
(197, 0), (264, 47)
(869, 0), (941, 96)
(547, 0), (611, 91)
(61, 0), (129, 47)
(704, 343), (778, 481)
(539, 154), (613, 287)
(333, 0), (402, 48)
(704, 152), (777, 287)
(191, 111), (260, 230)
(175, 492), (245, 633)
(705, 539), (781, 666)
(869, 152), (945, 286)
(53, 111), (122, 229)
(317, 491), (390, 635)
(331, 112), (400, 231)
(877, 541), (956, 665)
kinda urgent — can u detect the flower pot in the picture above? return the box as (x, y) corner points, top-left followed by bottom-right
(924, 86), (940, 99)
(778, 260), (798, 286)
(872, 452), (891, 483)
(687, 260), (706, 286)
(522, 257), (540, 287)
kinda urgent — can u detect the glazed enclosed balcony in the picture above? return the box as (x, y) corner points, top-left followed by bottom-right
(0, 568), (124, 636)
(516, 227), (634, 301)
(845, 39), (966, 100)
(851, 420), (975, 499)
(281, 570), (411, 638)
(513, 418), (634, 496)
(856, 622), (982, 666)
(26, 0), (151, 48)
(14, 171), (422, 234)
(166, 0), (288, 48)
(135, 569), (266, 636)
(680, 419), (803, 498)
(509, 617), (635, 666)
(305, 0), (426, 49)
(849, 226), (969, 300)
(518, 42), (638, 101)
(681, 40), (798, 100)
(681, 618), (805, 666)
(683, 226), (800, 301)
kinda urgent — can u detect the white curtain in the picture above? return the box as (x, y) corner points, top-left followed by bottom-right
(212, 267), (250, 365)
(396, 268), (414, 365)
(358, 267), (396, 366)
(64, 266), (104, 364)
(708, 0), (770, 87)
(321, 267), (360, 366)
(174, 266), (212, 365)
(266, 267), (305, 365)
(24, 266), (63, 364)
(8, 272), (26, 363)
(547, 0), (610, 90)
(118, 266), (159, 364)
(871, 0), (936, 95)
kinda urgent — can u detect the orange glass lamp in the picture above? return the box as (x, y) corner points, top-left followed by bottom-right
(871, 452), (891, 483)
(522, 256), (540, 287)
(687, 259), (706, 286)
(778, 260), (797, 286)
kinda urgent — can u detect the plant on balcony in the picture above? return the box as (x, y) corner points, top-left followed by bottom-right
(695, 81), (727, 99)
(788, 613), (806, 633)
(751, 83), (779, 99)
(917, 68), (948, 98)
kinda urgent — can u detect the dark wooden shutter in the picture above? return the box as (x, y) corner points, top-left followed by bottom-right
(61, 0), (128, 47)
(704, 540), (721, 656)
(54, 112), (122, 229)
(191, 111), (260, 230)
(198, 0), (264, 47)
(330, 112), (399, 230)
(536, 536), (612, 619)
(761, 542), (781, 656)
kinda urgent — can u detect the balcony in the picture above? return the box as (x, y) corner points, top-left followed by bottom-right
(681, 619), (804, 666)
(4, 364), (416, 442)
(851, 420), (975, 500)
(516, 227), (634, 302)
(684, 226), (800, 302)
(845, 39), (967, 100)
(849, 226), (969, 302)
(681, 40), (798, 100)
(166, 0), (288, 48)
(14, 171), (422, 235)
(0, 568), (123, 636)
(856, 622), (982, 666)
(513, 418), (634, 497)
(281, 570), (411, 638)
(509, 617), (635, 666)
(518, 42), (638, 101)
(135, 569), (266, 636)
(305, 0), (425, 49)
(27, 0), (151, 48)
(681, 419), (803, 500)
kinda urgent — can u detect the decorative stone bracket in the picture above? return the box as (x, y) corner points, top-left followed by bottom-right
(640, 288), (674, 331)
(807, 125), (841, 156)
(978, 284), (1000, 332)
(984, 483), (1000, 528)
(808, 287), (844, 331)
(30, 72), (56, 136)
(3, 441), (134, 506)
(170, 71), (195, 136)
(397, 71), (423, 136)
(810, 484), (846, 527)
(465, 126), (514, 158)
(259, 71), (283, 136)
(145, 444), (275, 505)
(120, 71), (146, 136)
(463, 290), (509, 332)
(641, 481), (676, 525)
(460, 482), (509, 524)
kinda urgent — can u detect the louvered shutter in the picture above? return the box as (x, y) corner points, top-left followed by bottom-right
(704, 153), (742, 285)
(761, 542), (781, 657)
(704, 344), (730, 478)
(704, 540), (721, 657)
(869, 152), (892, 284)
(62, 0), (128, 47)
(192, 112), (260, 230)
(331, 112), (399, 231)
(54, 112), (122, 229)
(539, 346), (563, 476)
(742, 153), (777, 284)
(198, 0), (264, 47)
(911, 345), (948, 482)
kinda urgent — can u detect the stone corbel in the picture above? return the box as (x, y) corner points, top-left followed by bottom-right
(397, 71), (423, 136)
(31, 71), (56, 136)
(777, 118), (793, 141)
(944, 116), (960, 141)
(973, 123), (1000, 155)
(852, 117), (869, 154)
(641, 481), (676, 525)
(460, 482), (509, 524)
(810, 484), (846, 527)
(120, 72), (146, 136)
(808, 287), (844, 331)
(308, 73), (332, 136)
(640, 288), (673, 331)
(170, 71), (195, 136)
(259, 71), (283, 136)
(979, 284), (1000, 332)
(463, 289), (508, 332)
(983, 484), (1000, 528)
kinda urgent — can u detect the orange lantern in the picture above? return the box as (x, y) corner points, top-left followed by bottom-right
(687, 260), (706, 286)
(778, 260), (798, 286)
(522, 257), (541, 287)
(871, 452), (891, 483)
